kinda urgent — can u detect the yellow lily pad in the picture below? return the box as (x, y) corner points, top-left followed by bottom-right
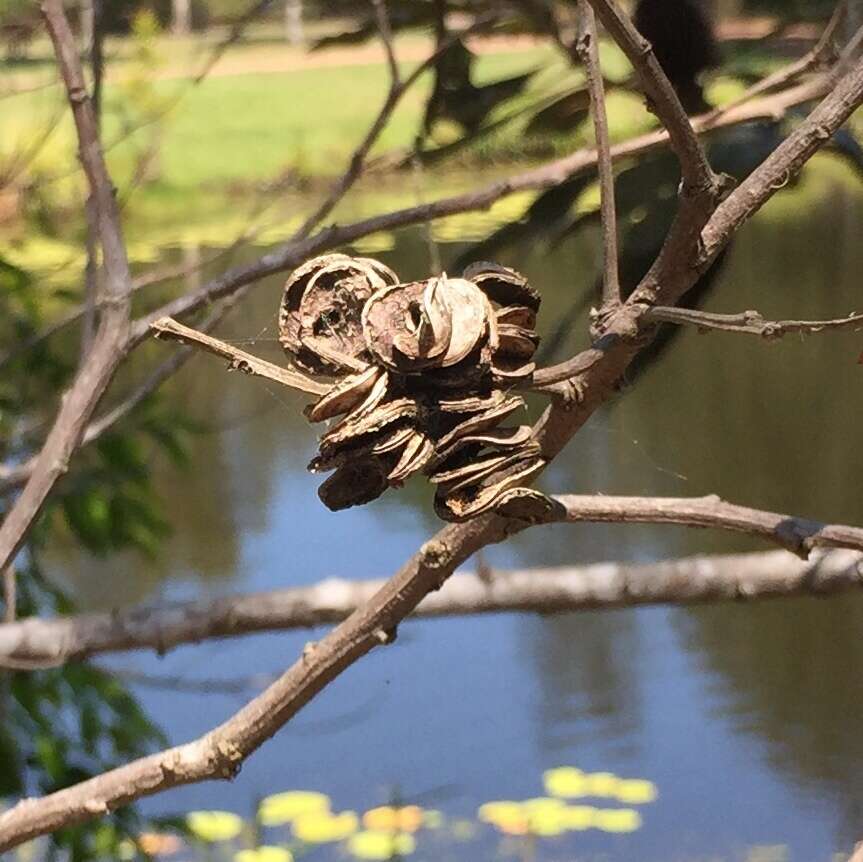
(522, 797), (566, 815)
(258, 791), (330, 826)
(585, 772), (620, 797)
(292, 810), (358, 844)
(362, 805), (424, 833)
(423, 810), (444, 829)
(594, 808), (642, 833)
(561, 805), (597, 831)
(186, 811), (244, 843)
(477, 801), (524, 824)
(544, 767), (589, 798)
(348, 830), (416, 860)
(616, 779), (658, 804)
(234, 847), (294, 862)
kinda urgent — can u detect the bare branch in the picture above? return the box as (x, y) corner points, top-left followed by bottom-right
(705, 0), (848, 121)
(2, 548), (861, 666)
(575, 1), (620, 307)
(0, 1), (134, 574)
(2, 566), (15, 624)
(4, 483), (863, 847)
(701, 55), (863, 263)
(371, 0), (399, 87)
(585, 0), (717, 194)
(150, 317), (329, 396)
(643, 307), (863, 338)
(129, 77), (827, 346)
(293, 13), (496, 240)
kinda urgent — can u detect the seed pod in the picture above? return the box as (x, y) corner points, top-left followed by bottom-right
(279, 253), (354, 359)
(496, 305), (537, 330)
(304, 366), (386, 423)
(362, 274), (489, 373)
(319, 397), (418, 454)
(463, 261), (541, 312)
(318, 457), (391, 511)
(388, 432), (434, 484)
(434, 453), (546, 521)
(427, 424), (533, 470)
(491, 358), (536, 385)
(433, 394), (525, 452)
(430, 440), (541, 492)
(496, 324), (540, 360)
(280, 255), (397, 375)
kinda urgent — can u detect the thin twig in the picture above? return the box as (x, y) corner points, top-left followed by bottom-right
(575, 1), (620, 307)
(1, 548), (861, 665)
(643, 307), (863, 337)
(585, 0), (718, 194)
(372, 0), (400, 87)
(129, 76), (830, 347)
(705, 0), (848, 122)
(2, 566), (15, 624)
(0, 0), (135, 575)
(150, 317), (329, 397)
(293, 13), (497, 240)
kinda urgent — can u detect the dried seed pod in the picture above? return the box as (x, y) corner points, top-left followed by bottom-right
(388, 432), (434, 484)
(496, 323), (539, 360)
(279, 253), (354, 359)
(429, 449), (521, 492)
(280, 255), (397, 376)
(304, 366), (385, 423)
(354, 257), (399, 287)
(496, 305), (537, 330)
(318, 457), (391, 511)
(319, 397), (418, 453)
(362, 274), (489, 372)
(434, 453), (546, 522)
(371, 424), (417, 455)
(308, 420), (410, 473)
(463, 261), (541, 312)
(436, 392), (511, 414)
(427, 424), (533, 470)
(430, 440), (541, 491)
(491, 358), (536, 385)
(433, 394), (525, 452)
(437, 277), (490, 367)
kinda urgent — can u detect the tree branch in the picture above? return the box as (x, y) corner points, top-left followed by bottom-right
(1, 547), (861, 666)
(0, 0), (134, 574)
(5, 484), (863, 847)
(576, 1), (620, 308)
(0, 298), (252, 496)
(150, 317), (329, 396)
(127, 76), (829, 346)
(642, 307), (863, 338)
(700, 54), (863, 264)
(585, 0), (718, 194)
(705, 0), (848, 122)
(292, 12), (496, 240)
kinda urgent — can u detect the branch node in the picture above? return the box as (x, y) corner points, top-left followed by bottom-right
(372, 626), (398, 645)
(419, 539), (450, 571)
(83, 799), (109, 815)
(302, 641), (317, 661)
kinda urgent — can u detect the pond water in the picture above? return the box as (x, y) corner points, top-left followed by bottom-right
(49, 152), (863, 861)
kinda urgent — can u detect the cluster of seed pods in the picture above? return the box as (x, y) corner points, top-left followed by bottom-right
(278, 254), (546, 521)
